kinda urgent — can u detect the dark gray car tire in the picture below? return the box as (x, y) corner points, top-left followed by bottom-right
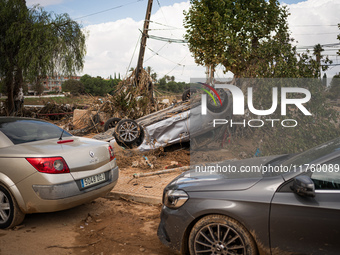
(0, 184), (25, 229)
(188, 214), (258, 255)
(104, 117), (121, 131)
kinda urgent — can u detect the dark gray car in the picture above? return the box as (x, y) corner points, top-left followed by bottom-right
(158, 137), (340, 255)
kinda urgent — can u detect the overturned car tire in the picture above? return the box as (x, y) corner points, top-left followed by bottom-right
(182, 88), (197, 101)
(104, 117), (121, 131)
(114, 119), (143, 149)
(206, 88), (229, 113)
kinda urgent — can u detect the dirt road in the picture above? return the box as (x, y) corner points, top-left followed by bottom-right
(0, 198), (175, 255)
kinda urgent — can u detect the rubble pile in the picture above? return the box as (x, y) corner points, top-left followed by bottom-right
(0, 70), (172, 136)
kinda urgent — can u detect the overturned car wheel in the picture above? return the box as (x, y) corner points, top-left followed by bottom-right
(114, 119), (143, 148)
(104, 117), (121, 131)
(182, 88), (197, 101)
(206, 88), (229, 113)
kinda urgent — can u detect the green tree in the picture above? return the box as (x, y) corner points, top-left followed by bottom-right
(158, 77), (167, 90)
(313, 44), (324, 65)
(151, 72), (157, 81)
(328, 74), (340, 100)
(0, 0), (86, 114)
(62, 79), (85, 95)
(184, 0), (330, 79)
(80, 75), (115, 96)
(184, 0), (287, 77)
(338, 24), (340, 56)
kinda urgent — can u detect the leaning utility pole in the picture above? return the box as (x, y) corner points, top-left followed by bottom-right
(135, 0), (153, 86)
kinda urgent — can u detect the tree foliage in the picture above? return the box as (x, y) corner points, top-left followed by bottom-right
(328, 74), (340, 100)
(62, 79), (85, 95)
(156, 76), (189, 93)
(80, 75), (120, 96)
(184, 0), (330, 79)
(0, 0), (86, 114)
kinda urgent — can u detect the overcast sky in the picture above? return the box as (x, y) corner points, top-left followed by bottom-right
(26, 0), (340, 82)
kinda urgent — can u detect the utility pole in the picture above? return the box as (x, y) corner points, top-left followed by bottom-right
(135, 0), (153, 86)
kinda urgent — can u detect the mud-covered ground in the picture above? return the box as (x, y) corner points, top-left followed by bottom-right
(0, 198), (175, 255)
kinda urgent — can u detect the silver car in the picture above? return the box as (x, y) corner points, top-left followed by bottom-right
(0, 117), (119, 229)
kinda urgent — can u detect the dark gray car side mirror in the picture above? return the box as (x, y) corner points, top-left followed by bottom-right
(291, 175), (315, 197)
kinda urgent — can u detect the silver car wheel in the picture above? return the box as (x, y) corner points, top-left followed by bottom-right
(117, 120), (139, 142)
(0, 189), (10, 224)
(194, 223), (245, 255)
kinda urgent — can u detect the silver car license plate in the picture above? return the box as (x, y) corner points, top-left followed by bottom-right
(81, 173), (106, 188)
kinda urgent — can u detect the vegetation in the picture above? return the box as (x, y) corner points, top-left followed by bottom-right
(327, 74), (340, 100)
(80, 75), (120, 96)
(0, 0), (86, 115)
(62, 79), (85, 96)
(156, 75), (189, 93)
(184, 0), (331, 79)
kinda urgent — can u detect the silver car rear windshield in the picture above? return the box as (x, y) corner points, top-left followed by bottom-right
(0, 118), (72, 145)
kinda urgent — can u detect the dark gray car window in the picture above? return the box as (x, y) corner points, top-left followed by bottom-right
(282, 137), (340, 167)
(311, 157), (340, 190)
(0, 119), (71, 145)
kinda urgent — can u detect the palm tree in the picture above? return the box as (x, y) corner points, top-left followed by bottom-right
(313, 44), (324, 65)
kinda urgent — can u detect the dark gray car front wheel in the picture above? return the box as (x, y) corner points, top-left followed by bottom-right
(189, 214), (258, 255)
(0, 185), (25, 229)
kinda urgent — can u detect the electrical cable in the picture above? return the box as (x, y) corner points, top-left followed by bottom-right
(125, 33), (142, 78)
(74, 0), (144, 21)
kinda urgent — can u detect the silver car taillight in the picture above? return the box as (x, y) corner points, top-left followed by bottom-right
(108, 145), (115, 161)
(26, 157), (70, 174)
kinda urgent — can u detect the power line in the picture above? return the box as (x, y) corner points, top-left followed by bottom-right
(148, 34), (187, 43)
(144, 42), (169, 63)
(148, 20), (184, 30)
(125, 33), (142, 78)
(155, 0), (173, 37)
(296, 43), (340, 49)
(293, 32), (339, 36)
(74, 0), (144, 21)
(146, 46), (184, 66)
(291, 24), (338, 27)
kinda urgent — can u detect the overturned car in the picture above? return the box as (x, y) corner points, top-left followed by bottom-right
(103, 85), (233, 151)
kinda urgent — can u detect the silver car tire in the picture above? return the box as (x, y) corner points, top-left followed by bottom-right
(188, 214), (258, 255)
(0, 185), (25, 229)
(114, 119), (142, 148)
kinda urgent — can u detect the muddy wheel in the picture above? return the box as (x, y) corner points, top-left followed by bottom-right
(0, 184), (25, 229)
(114, 119), (142, 148)
(104, 118), (121, 131)
(189, 214), (257, 255)
(182, 88), (197, 101)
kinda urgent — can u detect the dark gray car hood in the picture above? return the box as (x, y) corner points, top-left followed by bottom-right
(167, 155), (285, 192)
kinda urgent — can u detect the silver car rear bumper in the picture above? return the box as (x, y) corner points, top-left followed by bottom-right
(32, 167), (118, 200)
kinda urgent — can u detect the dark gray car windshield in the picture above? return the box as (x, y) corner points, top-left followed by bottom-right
(0, 118), (72, 145)
(281, 137), (340, 167)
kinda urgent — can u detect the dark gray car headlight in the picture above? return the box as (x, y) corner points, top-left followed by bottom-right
(163, 190), (189, 209)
